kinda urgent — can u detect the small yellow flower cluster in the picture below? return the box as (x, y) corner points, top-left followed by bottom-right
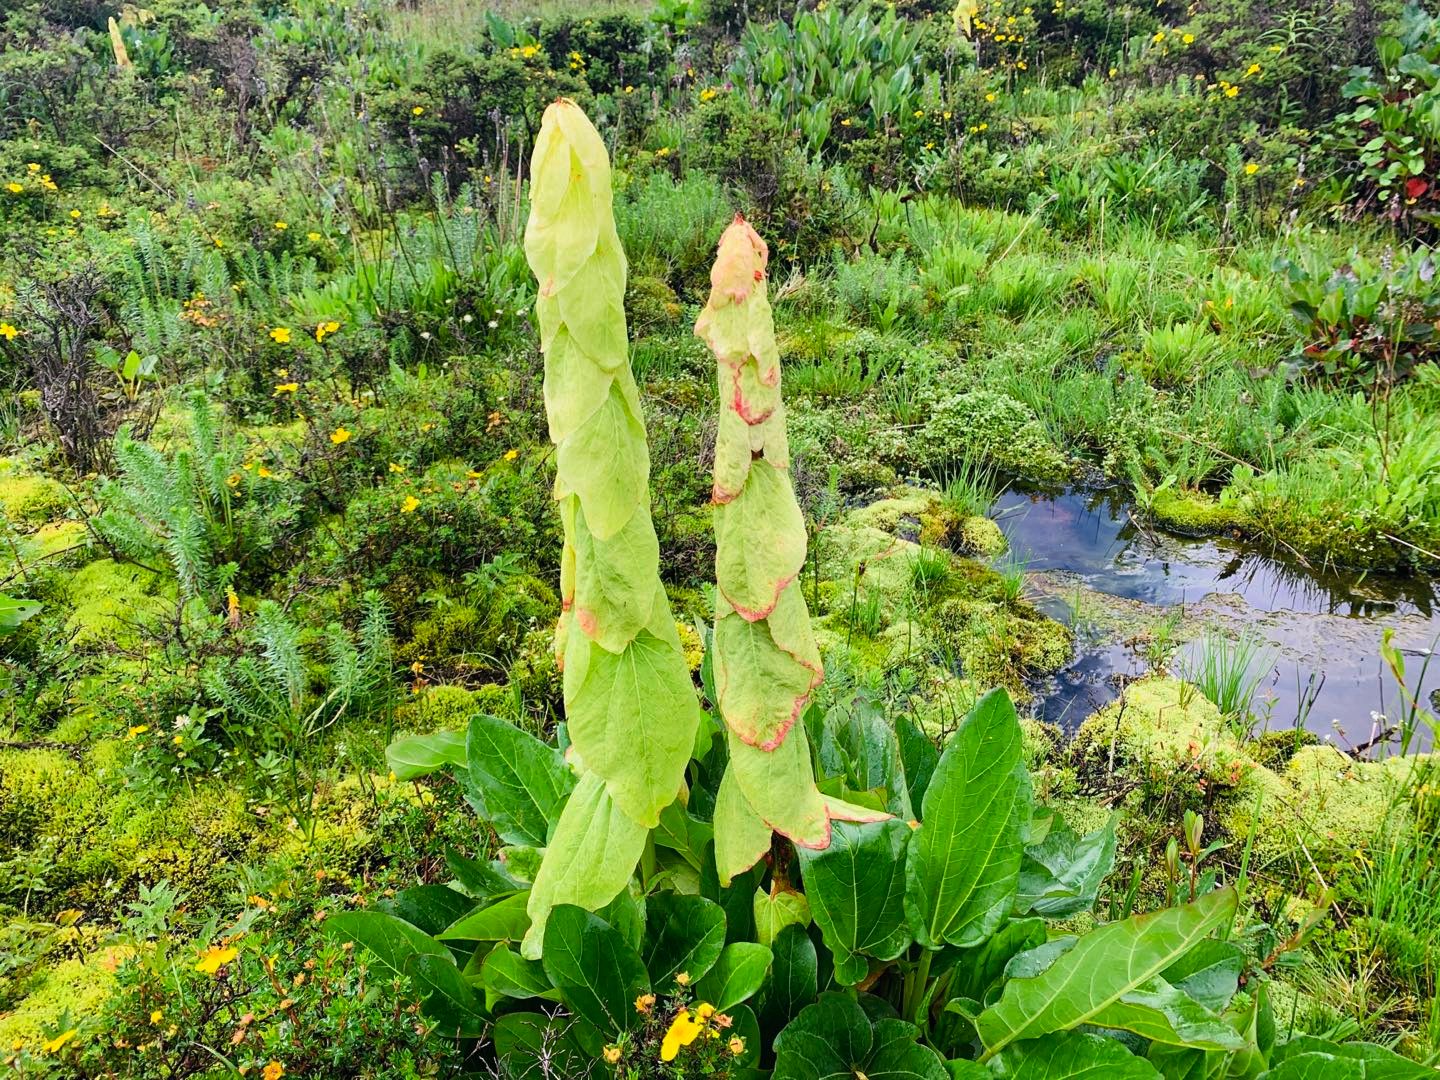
(314, 319), (341, 343)
(508, 44), (541, 60)
(658, 1001), (740, 1062)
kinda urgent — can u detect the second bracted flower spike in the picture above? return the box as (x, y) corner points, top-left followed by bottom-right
(697, 215), (887, 882)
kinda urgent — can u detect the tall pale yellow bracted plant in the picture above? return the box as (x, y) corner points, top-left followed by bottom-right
(696, 216), (885, 884)
(520, 100), (701, 956)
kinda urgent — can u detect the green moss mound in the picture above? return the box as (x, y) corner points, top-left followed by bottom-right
(0, 459), (69, 528)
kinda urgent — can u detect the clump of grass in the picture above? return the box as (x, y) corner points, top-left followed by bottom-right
(996, 554), (1029, 602)
(1182, 626), (1274, 722)
(910, 545), (950, 591)
(940, 457), (1001, 518)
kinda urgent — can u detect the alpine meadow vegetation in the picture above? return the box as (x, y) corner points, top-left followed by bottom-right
(0, 1), (1439, 1078)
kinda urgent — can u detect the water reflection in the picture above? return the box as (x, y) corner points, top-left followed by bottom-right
(993, 489), (1439, 752)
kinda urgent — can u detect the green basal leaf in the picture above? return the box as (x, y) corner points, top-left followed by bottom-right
(479, 943), (563, 1003)
(1267, 1035), (1435, 1078)
(755, 923), (818, 1035)
(797, 817), (913, 985)
(406, 953), (487, 1038)
(642, 892), (727, 992)
(386, 884), (479, 936)
(754, 886), (811, 949)
(712, 764), (775, 886)
(1015, 811), (1118, 918)
(324, 910), (451, 979)
(987, 1031), (1162, 1077)
(905, 689), (1028, 950)
(385, 727), (466, 781)
(976, 887), (1238, 1058)
(466, 712), (574, 848)
(772, 993), (948, 1080)
(0, 593), (42, 635)
(541, 904), (650, 1037)
(694, 942), (773, 1012)
(437, 890), (530, 944)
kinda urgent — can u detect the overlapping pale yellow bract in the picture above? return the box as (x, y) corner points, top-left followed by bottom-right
(697, 217), (885, 882)
(521, 99), (699, 956)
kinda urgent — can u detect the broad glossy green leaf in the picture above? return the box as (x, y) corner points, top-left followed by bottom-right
(773, 993), (948, 1080)
(642, 893), (727, 992)
(492, 1011), (599, 1079)
(754, 887), (811, 948)
(988, 1032), (1162, 1077)
(1091, 976), (1245, 1050)
(386, 885), (478, 936)
(522, 771), (647, 959)
(946, 917), (1047, 1010)
(816, 694), (913, 818)
(896, 712), (939, 810)
(1163, 939), (1246, 1013)
(905, 689), (1028, 950)
(755, 923), (818, 1035)
(797, 817), (912, 985)
(541, 904), (650, 1036)
(479, 943), (563, 1002)
(385, 728), (466, 781)
(976, 887), (1238, 1058)
(0, 594), (42, 634)
(325, 910), (450, 978)
(406, 953), (487, 1038)
(437, 890), (530, 943)
(695, 942), (773, 1011)
(445, 847), (521, 899)
(1268, 1036), (1434, 1078)
(466, 713), (574, 847)
(1016, 811), (1118, 918)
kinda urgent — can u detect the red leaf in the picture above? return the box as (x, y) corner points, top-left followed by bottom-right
(1406, 176), (1429, 199)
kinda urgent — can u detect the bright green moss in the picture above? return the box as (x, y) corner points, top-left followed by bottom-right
(917, 390), (1072, 484)
(0, 748), (106, 855)
(0, 459), (69, 527)
(0, 958), (115, 1048)
(395, 685), (483, 734)
(1150, 487), (1249, 537)
(64, 559), (173, 648)
(956, 515), (1007, 557)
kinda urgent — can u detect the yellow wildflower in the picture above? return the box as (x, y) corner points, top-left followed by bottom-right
(40, 175), (56, 191)
(1245, 62), (1260, 76)
(0, 323), (17, 341)
(69, 209), (81, 219)
(674, 972), (691, 987)
(602, 1045), (622, 1064)
(5, 183), (23, 194)
(274, 221), (287, 230)
(127, 724), (149, 739)
(412, 105), (425, 116)
(1244, 162), (1259, 175)
(389, 462), (406, 473)
(635, 993), (655, 1014)
(307, 231), (322, 242)
(315, 320), (341, 343)
(263, 1063), (285, 1080)
(269, 327), (292, 344)
(257, 466), (274, 479)
(195, 945), (238, 975)
(150, 1010), (163, 1024)
(401, 495), (421, 513)
(273, 382), (299, 395)
(329, 427), (351, 445)
(26, 163), (40, 173)
(41, 1030), (77, 1054)
(985, 92), (996, 102)
(503, 449), (518, 462)
(728, 1035), (745, 1056)
(660, 1010), (704, 1062)
(1224, 85), (1238, 97)
(1182, 32), (1194, 44)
